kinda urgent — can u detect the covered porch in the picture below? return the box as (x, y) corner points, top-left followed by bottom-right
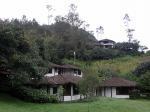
(46, 83), (80, 101)
(40, 74), (81, 101)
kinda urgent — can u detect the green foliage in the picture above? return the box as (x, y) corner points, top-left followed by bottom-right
(114, 42), (140, 56)
(91, 48), (121, 60)
(98, 68), (117, 80)
(129, 89), (140, 99)
(79, 70), (100, 98)
(134, 61), (150, 76)
(146, 50), (150, 56)
(134, 61), (150, 92)
(11, 86), (58, 103)
(57, 86), (64, 101)
(138, 72), (150, 91)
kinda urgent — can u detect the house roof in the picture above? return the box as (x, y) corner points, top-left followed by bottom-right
(39, 74), (81, 85)
(101, 77), (136, 87)
(49, 63), (63, 68)
(62, 64), (79, 69)
(26, 74), (81, 86)
(49, 63), (80, 70)
(99, 39), (116, 43)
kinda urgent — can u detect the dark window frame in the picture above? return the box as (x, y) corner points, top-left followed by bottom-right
(48, 68), (52, 73)
(116, 87), (130, 95)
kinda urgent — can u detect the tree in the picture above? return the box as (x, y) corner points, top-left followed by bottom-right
(57, 86), (64, 101)
(134, 61), (150, 92)
(114, 42), (140, 55)
(0, 20), (49, 88)
(96, 26), (104, 39)
(139, 72), (150, 91)
(46, 5), (53, 25)
(134, 61), (150, 76)
(123, 14), (135, 43)
(98, 68), (117, 80)
(79, 69), (100, 99)
(65, 4), (84, 28)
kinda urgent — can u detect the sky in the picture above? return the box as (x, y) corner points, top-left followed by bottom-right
(0, 0), (149, 49)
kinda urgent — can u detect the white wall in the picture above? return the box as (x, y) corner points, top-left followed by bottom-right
(44, 68), (58, 77)
(45, 68), (82, 77)
(64, 95), (80, 101)
(101, 87), (129, 98)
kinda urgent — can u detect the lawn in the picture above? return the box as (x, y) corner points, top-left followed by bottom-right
(0, 93), (150, 112)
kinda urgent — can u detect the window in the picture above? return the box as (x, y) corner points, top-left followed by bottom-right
(73, 85), (79, 95)
(58, 68), (62, 75)
(74, 69), (77, 74)
(54, 68), (58, 73)
(116, 87), (129, 95)
(78, 70), (81, 75)
(48, 68), (52, 73)
(53, 87), (57, 94)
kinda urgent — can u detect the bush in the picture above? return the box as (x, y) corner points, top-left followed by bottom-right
(133, 61), (150, 76)
(140, 93), (150, 99)
(129, 89), (140, 99)
(11, 86), (59, 103)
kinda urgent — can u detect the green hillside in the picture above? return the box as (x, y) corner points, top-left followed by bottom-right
(64, 55), (150, 77)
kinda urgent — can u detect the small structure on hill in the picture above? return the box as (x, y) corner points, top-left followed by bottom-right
(96, 39), (116, 48)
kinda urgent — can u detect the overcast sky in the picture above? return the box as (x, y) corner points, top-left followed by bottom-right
(0, 0), (149, 49)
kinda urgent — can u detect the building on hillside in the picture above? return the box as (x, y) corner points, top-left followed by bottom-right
(97, 77), (136, 98)
(96, 39), (116, 48)
(37, 63), (82, 101)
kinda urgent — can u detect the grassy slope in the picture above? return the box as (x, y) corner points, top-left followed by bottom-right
(64, 55), (150, 77)
(0, 93), (150, 112)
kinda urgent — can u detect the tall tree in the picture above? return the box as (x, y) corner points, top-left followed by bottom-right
(123, 14), (135, 43)
(46, 5), (53, 25)
(96, 26), (104, 39)
(65, 4), (84, 28)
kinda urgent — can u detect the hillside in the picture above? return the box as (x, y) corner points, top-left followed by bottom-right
(64, 55), (150, 78)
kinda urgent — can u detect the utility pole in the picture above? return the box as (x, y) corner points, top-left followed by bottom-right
(73, 51), (76, 64)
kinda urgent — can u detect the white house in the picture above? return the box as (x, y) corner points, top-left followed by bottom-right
(41, 63), (83, 101)
(96, 39), (116, 48)
(97, 77), (136, 98)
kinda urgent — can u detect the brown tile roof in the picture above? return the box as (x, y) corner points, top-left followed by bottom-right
(62, 64), (79, 69)
(40, 74), (81, 85)
(99, 39), (116, 43)
(49, 63), (80, 70)
(101, 77), (136, 87)
(49, 63), (63, 68)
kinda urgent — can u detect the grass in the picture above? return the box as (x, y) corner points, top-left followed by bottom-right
(64, 55), (150, 76)
(0, 93), (150, 112)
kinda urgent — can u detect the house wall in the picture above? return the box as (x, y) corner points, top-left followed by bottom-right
(64, 95), (80, 101)
(45, 68), (82, 77)
(45, 68), (56, 77)
(101, 87), (129, 98)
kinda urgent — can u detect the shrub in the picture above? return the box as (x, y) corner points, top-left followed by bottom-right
(11, 86), (59, 103)
(129, 89), (140, 99)
(133, 61), (150, 76)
